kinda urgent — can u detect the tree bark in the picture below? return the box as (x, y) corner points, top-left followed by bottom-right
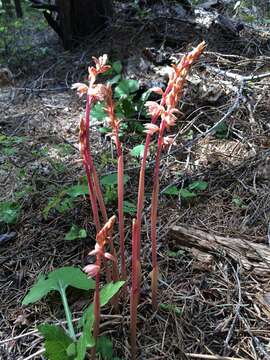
(13, 0), (23, 18)
(170, 225), (270, 278)
(55, 0), (113, 49)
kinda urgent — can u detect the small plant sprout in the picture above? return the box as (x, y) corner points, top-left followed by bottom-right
(84, 215), (117, 348)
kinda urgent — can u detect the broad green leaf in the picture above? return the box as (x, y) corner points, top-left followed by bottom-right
(140, 89), (151, 103)
(91, 102), (107, 123)
(114, 79), (139, 98)
(130, 144), (145, 158)
(163, 186), (179, 196)
(66, 184), (89, 198)
(112, 61), (122, 74)
(64, 225), (87, 241)
(101, 173), (129, 186)
(96, 336), (113, 359)
(79, 281), (125, 329)
(99, 127), (111, 134)
(179, 189), (197, 199)
(38, 324), (74, 360)
(0, 202), (20, 224)
(123, 201), (137, 215)
(107, 74), (121, 85)
(188, 181), (208, 191)
(22, 267), (95, 305)
(100, 281), (125, 306)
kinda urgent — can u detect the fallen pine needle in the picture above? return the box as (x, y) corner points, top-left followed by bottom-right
(186, 353), (248, 360)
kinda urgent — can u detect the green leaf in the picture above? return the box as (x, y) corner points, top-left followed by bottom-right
(79, 281), (125, 329)
(119, 97), (136, 118)
(57, 198), (74, 213)
(130, 144), (145, 158)
(188, 181), (208, 191)
(123, 201), (137, 215)
(179, 189), (197, 199)
(215, 122), (228, 139)
(167, 249), (185, 258)
(96, 336), (113, 359)
(38, 324), (74, 360)
(91, 102), (107, 123)
(112, 61), (122, 74)
(114, 79), (139, 98)
(100, 281), (125, 306)
(232, 196), (247, 209)
(75, 326), (95, 360)
(66, 184), (89, 198)
(76, 282), (124, 360)
(22, 267), (95, 305)
(160, 303), (182, 317)
(107, 74), (121, 85)
(43, 191), (67, 219)
(99, 127), (111, 134)
(64, 225), (87, 241)
(0, 201), (20, 224)
(101, 173), (129, 186)
(163, 186), (179, 196)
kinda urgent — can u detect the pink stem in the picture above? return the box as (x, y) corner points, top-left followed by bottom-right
(83, 156), (100, 232)
(92, 254), (101, 359)
(85, 95), (107, 223)
(116, 139), (126, 279)
(150, 121), (166, 309)
(130, 219), (139, 360)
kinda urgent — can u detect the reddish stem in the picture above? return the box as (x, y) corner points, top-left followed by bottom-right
(117, 146), (126, 279)
(83, 155), (100, 232)
(130, 219), (139, 360)
(92, 254), (101, 359)
(85, 95), (107, 223)
(150, 120), (166, 309)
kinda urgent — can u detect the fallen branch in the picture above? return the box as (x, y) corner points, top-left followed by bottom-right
(170, 225), (270, 277)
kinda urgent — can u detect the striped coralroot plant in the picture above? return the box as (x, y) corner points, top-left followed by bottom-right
(130, 41), (205, 358)
(72, 55), (110, 231)
(148, 41), (206, 309)
(84, 216), (117, 346)
(73, 56), (126, 281)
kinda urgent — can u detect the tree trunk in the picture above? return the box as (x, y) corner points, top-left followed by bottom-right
(13, 0), (23, 18)
(55, 0), (113, 49)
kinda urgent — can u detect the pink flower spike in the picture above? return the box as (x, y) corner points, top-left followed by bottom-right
(143, 123), (160, 135)
(145, 101), (164, 118)
(149, 87), (163, 95)
(71, 83), (88, 97)
(83, 264), (100, 278)
(104, 252), (116, 262)
(88, 84), (108, 101)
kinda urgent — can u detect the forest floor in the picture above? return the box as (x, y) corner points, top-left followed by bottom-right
(0, 1), (270, 359)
